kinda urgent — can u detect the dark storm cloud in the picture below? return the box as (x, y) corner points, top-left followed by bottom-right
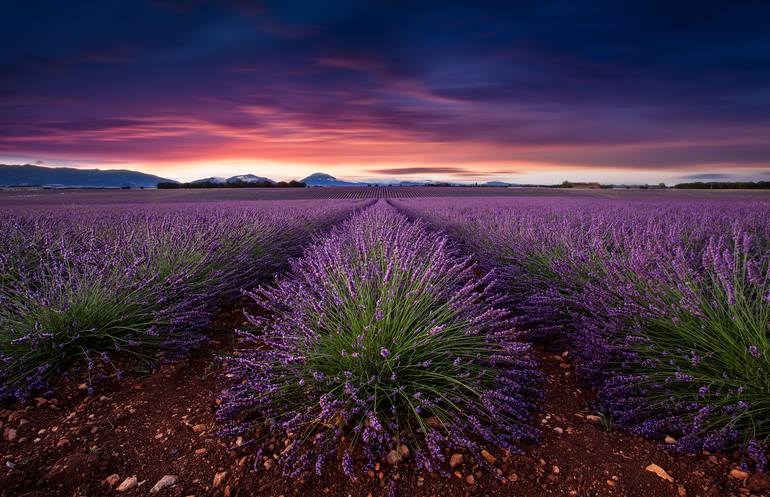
(2, 0), (770, 176)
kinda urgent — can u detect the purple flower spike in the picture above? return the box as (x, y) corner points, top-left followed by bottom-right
(0, 200), (364, 402)
(391, 195), (770, 467)
(218, 201), (541, 480)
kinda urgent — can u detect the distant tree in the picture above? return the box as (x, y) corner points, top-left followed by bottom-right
(157, 180), (306, 189)
(674, 181), (770, 190)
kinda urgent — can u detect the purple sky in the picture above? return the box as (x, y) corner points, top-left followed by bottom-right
(2, 1), (770, 184)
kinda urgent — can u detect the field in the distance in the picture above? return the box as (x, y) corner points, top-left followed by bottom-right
(3, 185), (770, 206)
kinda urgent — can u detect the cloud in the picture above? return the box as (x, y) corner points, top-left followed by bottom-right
(678, 173), (734, 180)
(3, 1), (770, 181)
(367, 166), (480, 176)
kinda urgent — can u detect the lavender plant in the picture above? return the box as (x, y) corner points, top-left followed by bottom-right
(218, 203), (541, 479)
(395, 197), (770, 464)
(597, 233), (770, 463)
(0, 201), (362, 402)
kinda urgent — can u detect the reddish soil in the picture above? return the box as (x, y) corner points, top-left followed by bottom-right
(1, 308), (768, 497)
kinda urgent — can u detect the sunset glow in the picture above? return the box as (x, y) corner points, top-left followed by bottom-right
(3, 1), (770, 184)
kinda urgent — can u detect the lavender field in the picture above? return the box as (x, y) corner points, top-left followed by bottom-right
(2, 189), (770, 497)
(395, 196), (770, 462)
(0, 200), (368, 401)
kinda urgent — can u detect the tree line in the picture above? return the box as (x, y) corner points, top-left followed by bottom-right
(157, 180), (306, 189)
(673, 181), (770, 190)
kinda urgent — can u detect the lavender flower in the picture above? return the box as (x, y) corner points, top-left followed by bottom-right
(393, 196), (770, 464)
(218, 202), (541, 479)
(0, 200), (363, 401)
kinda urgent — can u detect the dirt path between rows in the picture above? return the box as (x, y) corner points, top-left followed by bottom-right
(1, 307), (768, 497)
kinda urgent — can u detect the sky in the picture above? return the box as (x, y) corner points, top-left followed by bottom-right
(2, 0), (770, 184)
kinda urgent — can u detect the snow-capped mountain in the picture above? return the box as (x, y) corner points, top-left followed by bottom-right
(190, 174), (276, 184)
(190, 176), (227, 184)
(226, 174), (275, 184)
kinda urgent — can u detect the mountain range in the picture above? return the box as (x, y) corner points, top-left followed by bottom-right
(296, 172), (516, 187)
(186, 172), (508, 187)
(184, 172), (363, 186)
(191, 174), (275, 184)
(0, 164), (175, 188)
(0, 165), (517, 188)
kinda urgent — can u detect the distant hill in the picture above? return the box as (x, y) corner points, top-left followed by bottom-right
(300, 172), (364, 187)
(298, 173), (519, 187)
(0, 164), (176, 188)
(226, 174), (274, 184)
(191, 176), (227, 184)
(189, 174), (276, 184)
(159, 175), (305, 189)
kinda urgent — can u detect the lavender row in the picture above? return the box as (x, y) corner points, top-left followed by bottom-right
(0, 200), (366, 402)
(393, 197), (770, 466)
(218, 201), (541, 479)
